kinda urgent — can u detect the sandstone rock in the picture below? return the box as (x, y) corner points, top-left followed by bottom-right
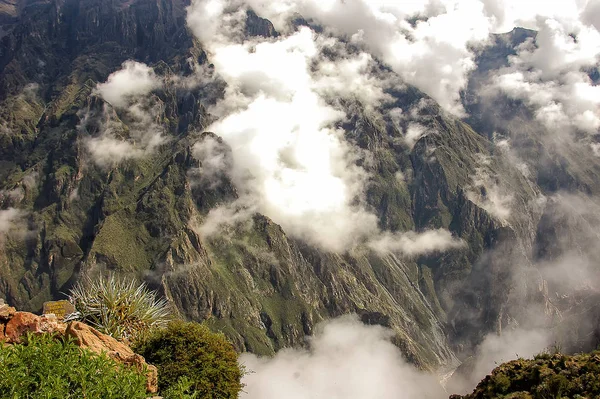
(4, 312), (41, 343)
(4, 312), (68, 343)
(65, 321), (132, 354)
(65, 322), (158, 393)
(39, 314), (67, 335)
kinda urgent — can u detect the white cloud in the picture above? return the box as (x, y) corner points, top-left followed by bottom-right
(466, 160), (514, 222)
(185, 0), (468, 254)
(81, 101), (166, 168)
(240, 315), (445, 399)
(312, 51), (395, 108)
(199, 198), (257, 236)
(84, 135), (142, 167)
(449, 327), (552, 394)
(0, 208), (27, 235)
(95, 61), (162, 108)
(582, 0), (600, 32)
(404, 123), (427, 150)
(487, 15), (600, 136)
(241, 0), (493, 116)
(192, 135), (232, 189)
(474, 328), (550, 376)
(241, 316), (554, 398)
(369, 229), (465, 257)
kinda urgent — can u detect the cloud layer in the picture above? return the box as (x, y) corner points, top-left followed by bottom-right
(240, 316), (445, 399)
(241, 316), (554, 398)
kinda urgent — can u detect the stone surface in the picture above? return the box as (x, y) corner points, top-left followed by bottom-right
(4, 312), (42, 343)
(0, 304), (16, 321)
(39, 314), (67, 335)
(65, 322), (158, 393)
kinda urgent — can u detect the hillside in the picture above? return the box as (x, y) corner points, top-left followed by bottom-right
(0, 0), (599, 378)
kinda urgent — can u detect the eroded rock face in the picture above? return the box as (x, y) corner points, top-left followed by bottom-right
(0, 310), (157, 393)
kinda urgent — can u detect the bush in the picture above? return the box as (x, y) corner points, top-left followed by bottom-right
(162, 376), (200, 399)
(0, 333), (147, 399)
(134, 321), (244, 398)
(69, 274), (172, 343)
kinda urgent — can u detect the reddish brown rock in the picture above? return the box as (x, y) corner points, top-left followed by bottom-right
(4, 312), (42, 343)
(39, 314), (67, 335)
(65, 322), (158, 393)
(65, 321), (132, 354)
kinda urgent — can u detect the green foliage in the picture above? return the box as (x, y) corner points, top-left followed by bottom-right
(162, 376), (200, 399)
(134, 321), (244, 398)
(0, 333), (147, 399)
(69, 274), (172, 343)
(457, 350), (600, 399)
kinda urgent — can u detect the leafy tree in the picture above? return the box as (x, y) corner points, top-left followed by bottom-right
(0, 333), (147, 399)
(134, 321), (244, 398)
(69, 274), (172, 343)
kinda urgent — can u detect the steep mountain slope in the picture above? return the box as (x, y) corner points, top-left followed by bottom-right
(0, 0), (598, 374)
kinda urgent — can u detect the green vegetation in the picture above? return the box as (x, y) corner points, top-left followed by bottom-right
(134, 321), (244, 398)
(455, 350), (600, 399)
(162, 376), (201, 399)
(0, 334), (147, 399)
(68, 275), (172, 343)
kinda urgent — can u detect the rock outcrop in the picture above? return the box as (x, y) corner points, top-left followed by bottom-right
(66, 321), (158, 393)
(450, 350), (600, 399)
(0, 305), (158, 394)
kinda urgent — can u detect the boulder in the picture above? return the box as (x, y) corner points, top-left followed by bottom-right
(4, 312), (42, 343)
(39, 314), (67, 335)
(65, 322), (158, 393)
(4, 312), (67, 343)
(65, 321), (131, 354)
(0, 304), (16, 321)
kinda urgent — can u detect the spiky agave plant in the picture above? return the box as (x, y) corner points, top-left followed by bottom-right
(69, 275), (172, 343)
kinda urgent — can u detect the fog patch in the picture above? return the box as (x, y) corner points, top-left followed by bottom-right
(95, 61), (162, 108)
(240, 315), (445, 399)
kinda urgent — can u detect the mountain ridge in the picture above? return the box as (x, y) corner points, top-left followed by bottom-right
(0, 0), (598, 378)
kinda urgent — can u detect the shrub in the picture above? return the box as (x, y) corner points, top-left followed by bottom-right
(0, 333), (147, 399)
(69, 274), (172, 343)
(134, 321), (244, 398)
(162, 376), (200, 399)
